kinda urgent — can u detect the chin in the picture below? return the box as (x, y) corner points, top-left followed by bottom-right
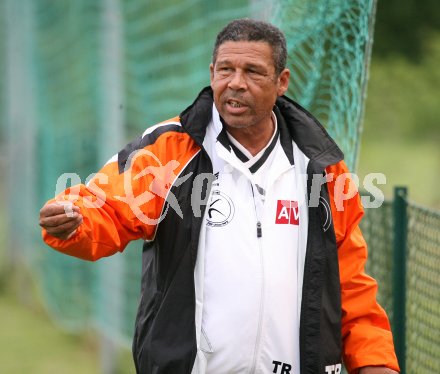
(220, 115), (248, 129)
(222, 120), (250, 129)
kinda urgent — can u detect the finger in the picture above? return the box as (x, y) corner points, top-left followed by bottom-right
(39, 211), (82, 228)
(57, 201), (81, 217)
(40, 202), (80, 218)
(44, 216), (83, 239)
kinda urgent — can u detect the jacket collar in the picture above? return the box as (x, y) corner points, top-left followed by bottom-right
(275, 95), (344, 170)
(179, 87), (344, 170)
(179, 87), (213, 147)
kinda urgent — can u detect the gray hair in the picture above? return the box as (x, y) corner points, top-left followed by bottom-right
(212, 18), (287, 75)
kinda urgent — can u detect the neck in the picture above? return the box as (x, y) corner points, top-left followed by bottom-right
(225, 117), (275, 156)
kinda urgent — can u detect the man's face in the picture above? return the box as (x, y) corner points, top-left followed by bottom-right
(210, 41), (290, 130)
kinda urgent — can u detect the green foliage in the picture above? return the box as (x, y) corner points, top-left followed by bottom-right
(374, 0), (440, 62)
(359, 34), (440, 207)
(363, 34), (440, 142)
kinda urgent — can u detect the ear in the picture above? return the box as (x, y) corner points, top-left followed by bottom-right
(209, 63), (214, 87)
(277, 68), (290, 96)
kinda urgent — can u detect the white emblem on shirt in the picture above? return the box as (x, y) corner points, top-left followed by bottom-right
(206, 190), (235, 227)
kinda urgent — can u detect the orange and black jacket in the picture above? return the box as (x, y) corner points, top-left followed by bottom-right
(43, 87), (399, 373)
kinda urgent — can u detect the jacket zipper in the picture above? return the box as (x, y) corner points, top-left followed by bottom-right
(249, 183), (264, 374)
(251, 183), (263, 238)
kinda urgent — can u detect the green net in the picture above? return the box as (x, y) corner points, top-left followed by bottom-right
(406, 203), (440, 372)
(122, 0), (251, 136)
(32, 0), (101, 330)
(121, 0), (377, 169)
(360, 197), (440, 373)
(0, 2), (5, 141)
(272, 0), (377, 170)
(5, 1), (440, 372)
(360, 200), (394, 319)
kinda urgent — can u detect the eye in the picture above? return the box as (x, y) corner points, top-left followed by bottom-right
(216, 66), (233, 78)
(247, 67), (264, 77)
(219, 67), (232, 72)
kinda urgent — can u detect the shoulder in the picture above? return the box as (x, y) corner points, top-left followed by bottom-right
(118, 117), (200, 175)
(140, 116), (183, 141)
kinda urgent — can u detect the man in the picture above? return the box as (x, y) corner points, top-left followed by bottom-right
(40, 19), (399, 374)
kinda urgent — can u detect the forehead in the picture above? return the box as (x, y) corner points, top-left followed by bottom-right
(215, 41), (275, 67)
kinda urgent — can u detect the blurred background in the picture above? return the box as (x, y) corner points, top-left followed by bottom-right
(0, 0), (439, 373)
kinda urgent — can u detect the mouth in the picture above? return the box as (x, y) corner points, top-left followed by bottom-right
(227, 99), (245, 108)
(224, 98), (249, 116)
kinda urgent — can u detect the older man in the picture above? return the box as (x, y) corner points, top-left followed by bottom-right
(40, 19), (399, 374)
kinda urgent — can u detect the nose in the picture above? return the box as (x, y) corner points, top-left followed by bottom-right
(227, 70), (247, 91)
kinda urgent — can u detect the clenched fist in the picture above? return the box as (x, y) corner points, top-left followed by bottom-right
(39, 202), (83, 240)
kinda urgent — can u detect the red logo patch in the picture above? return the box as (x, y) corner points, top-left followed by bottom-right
(275, 200), (299, 225)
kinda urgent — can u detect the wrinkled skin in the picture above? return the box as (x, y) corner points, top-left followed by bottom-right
(210, 40), (290, 156)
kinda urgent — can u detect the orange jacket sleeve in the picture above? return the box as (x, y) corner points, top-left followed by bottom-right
(42, 128), (199, 261)
(326, 161), (400, 373)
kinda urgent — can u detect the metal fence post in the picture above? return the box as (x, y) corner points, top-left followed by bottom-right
(98, 0), (125, 373)
(5, 0), (37, 304)
(392, 186), (407, 373)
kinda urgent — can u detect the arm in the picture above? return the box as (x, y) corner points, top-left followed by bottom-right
(40, 156), (158, 260)
(40, 128), (199, 261)
(326, 161), (400, 373)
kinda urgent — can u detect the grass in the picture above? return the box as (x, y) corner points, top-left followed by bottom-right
(0, 283), (136, 374)
(358, 140), (440, 208)
(0, 155), (128, 373)
(0, 285), (100, 374)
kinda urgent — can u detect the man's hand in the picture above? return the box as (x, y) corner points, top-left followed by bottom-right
(39, 202), (83, 240)
(359, 367), (399, 374)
